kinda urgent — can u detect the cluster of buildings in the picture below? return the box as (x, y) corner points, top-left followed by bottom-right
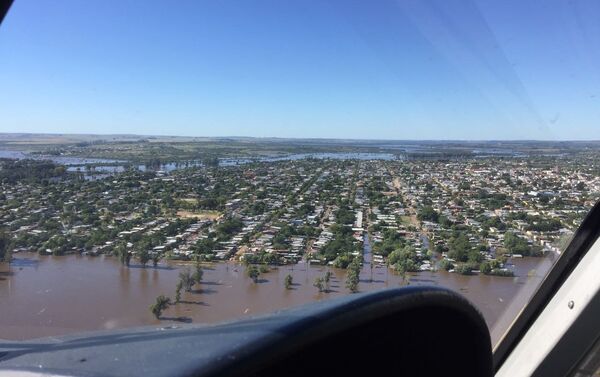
(2, 155), (599, 273)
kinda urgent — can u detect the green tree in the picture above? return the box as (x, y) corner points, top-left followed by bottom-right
(3, 249), (12, 264)
(193, 264), (204, 284)
(247, 265), (260, 283)
(0, 231), (11, 262)
(216, 217), (244, 241)
(123, 250), (132, 266)
(175, 280), (183, 303)
(388, 246), (422, 273)
(324, 271), (332, 291)
(504, 232), (532, 256)
(194, 238), (216, 254)
(345, 259), (361, 293)
(258, 264), (270, 273)
(313, 277), (325, 292)
(138, 249), (150, 268)
(179, 268), (195, 292)
(480, 261), (492, 275)
(284, 274), (293, 290)
(115, 244), (130, 266)
(345, 271), (359, 293)
(417, 206), (439, 223)
(448, 233), (471, 262)
(152, 253), (162, 267)
(467, 248), (484, 264)
(439, 259), (454, 271)
(455, 263), (473, 275)
(149, 295), (171, 319)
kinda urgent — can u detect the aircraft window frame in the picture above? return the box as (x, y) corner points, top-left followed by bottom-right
(493, 200), (600, 372)
(570, 333), (600, 377)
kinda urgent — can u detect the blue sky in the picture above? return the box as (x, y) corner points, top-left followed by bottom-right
(1, 0), (599, 140)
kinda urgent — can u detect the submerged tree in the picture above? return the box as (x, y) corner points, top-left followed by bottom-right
(324, 271), (332, 292)
(345, 258), (361, 293)
(138, 249), (150, 268)
(0, 230), (12, 263)
(179, 268), (195, 292)
(313, 277), (325, 293)
(246, 265), (260, 283)
(115, 244), (132, 267)
(124, 251), (132, 267)
(259, 265), (270, 273)
(284, 274), (293, 290)
(150, 295), (171, 319)
(193, 263), (204, 284)
(3, 248), (12, 264)
(345, 273), (359, 293)
(175, 280), (183, 303)
(152, 253), (162, 268)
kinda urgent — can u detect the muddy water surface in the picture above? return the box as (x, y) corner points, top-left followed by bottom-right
(0, 252), (556, 345)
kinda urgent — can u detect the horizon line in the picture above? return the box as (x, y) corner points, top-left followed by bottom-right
(0, 132), (599, 143)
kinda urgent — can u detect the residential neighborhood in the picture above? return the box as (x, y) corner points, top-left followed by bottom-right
(2, 154), (598, 278)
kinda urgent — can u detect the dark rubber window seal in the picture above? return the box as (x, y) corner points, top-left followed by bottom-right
(0, 0), (13, 26)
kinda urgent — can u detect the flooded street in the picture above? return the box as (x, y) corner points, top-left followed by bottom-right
(0, 251), (556, 344)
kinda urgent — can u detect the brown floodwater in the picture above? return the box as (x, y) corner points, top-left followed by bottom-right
(0, 252), (556, 345)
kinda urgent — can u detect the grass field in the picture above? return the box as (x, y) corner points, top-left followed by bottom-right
(176, 210), (221, 220)
(400, 215), (420, 227)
